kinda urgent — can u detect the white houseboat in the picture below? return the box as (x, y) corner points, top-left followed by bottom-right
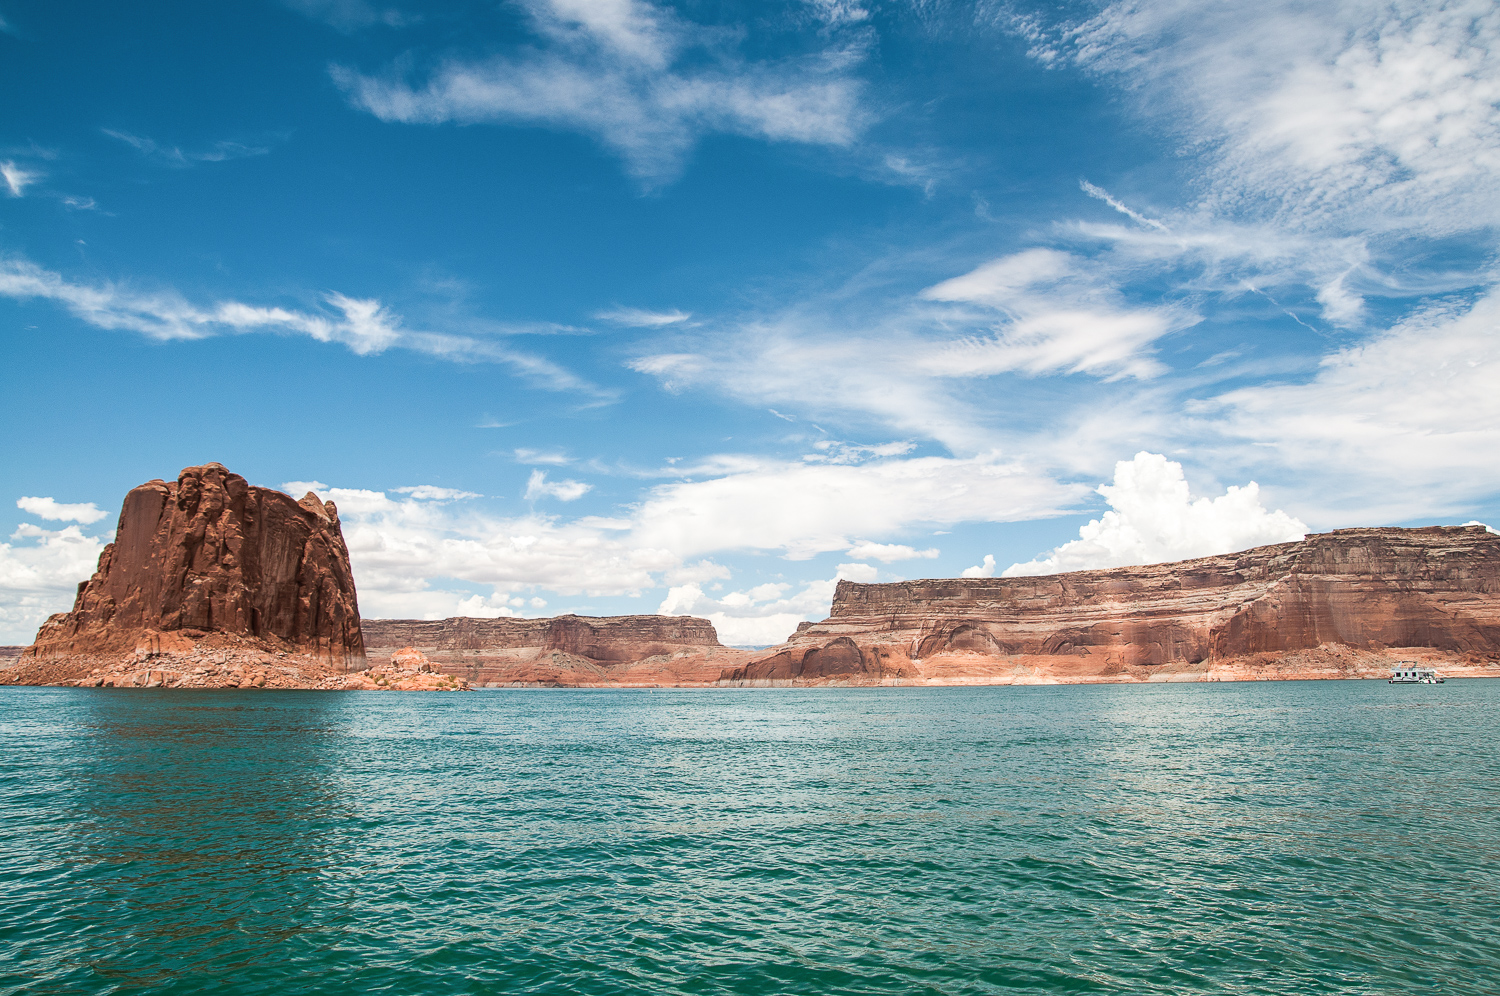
(1389, 664), (1444, 684)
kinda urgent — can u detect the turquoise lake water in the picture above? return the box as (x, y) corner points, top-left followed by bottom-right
(2, 682), (1497, 995)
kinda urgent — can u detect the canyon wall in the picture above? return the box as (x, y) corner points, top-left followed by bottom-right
(17, 463), (365, 678)
(361, 614), (749, 686)
(722, 526), (1500, 685)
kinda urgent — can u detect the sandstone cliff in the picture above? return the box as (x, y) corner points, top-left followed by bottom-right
(10, 463), (365, 685)
(722, 526), (1500, 685)
(361, 614), (748, 686)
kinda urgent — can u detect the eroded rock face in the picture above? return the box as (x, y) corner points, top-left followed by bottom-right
(22, 463), (365, 670)
(360, 614), (747, 686)
(722, 526), (1500, 685)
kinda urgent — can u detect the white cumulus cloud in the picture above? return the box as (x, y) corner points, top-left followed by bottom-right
(280, 482), (676, 619)
(845, 540), (938, 562)
(524, 470), (592, 502)
(961, 554), (996, 578)
(1003, 452), (1307, 576)
(0, 521), (110, 644)
(657, 562), (877, 646)
(17, 496), (110, 525)
(281, 446), (1076, 624)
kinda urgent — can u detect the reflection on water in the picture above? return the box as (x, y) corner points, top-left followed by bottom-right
(2, 682), (1498, 995)
(2, 692), (358, 993)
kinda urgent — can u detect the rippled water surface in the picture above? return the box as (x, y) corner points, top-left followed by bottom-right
(2, 682), (1498, 995)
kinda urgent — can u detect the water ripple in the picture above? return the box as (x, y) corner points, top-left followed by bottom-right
(2, 682), (1498, 995)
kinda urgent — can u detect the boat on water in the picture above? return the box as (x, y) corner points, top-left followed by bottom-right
(1389, 664), (1445, 684)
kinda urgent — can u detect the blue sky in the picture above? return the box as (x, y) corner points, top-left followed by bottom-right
(2, 0), (1498, 644)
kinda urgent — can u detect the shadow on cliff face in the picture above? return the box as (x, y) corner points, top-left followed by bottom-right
(39, 692), (360, 990)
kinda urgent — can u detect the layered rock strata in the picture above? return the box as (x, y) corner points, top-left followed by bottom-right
(361, 615), (749, 686)
(721, 526), (1500, 685)
(9, 463), (365, 686)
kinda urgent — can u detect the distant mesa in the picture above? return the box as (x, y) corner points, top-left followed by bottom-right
(6, 462), (365, 688)
(720, 526), (1500, 685)
(360, 615), (747, 687)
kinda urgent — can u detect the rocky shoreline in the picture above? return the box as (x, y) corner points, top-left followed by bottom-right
(2, 643), (470, 691)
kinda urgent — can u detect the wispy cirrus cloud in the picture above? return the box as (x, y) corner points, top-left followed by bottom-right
(1196, 284), (1500, 523)
(280, 0), (411, 31)
(998, 277), (1500, 530)
(0, 256), (399, 352)
(0, 160), (40, 196)
(595, 306), (691, 326)
(103, 129), (273, 168)
(514, 448), (575, 466)
(1026, 0), (1500, 240)
(331, 0), (871, 185)
(630, 241), (1200, 451)
(392, 485), (482, 500)
(0, 257), (607, 397)
(919, 247), (1200, 380)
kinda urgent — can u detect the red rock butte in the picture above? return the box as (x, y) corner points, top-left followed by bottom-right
(722, 525), (1500, 685)
(23, 462), (365, 667)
